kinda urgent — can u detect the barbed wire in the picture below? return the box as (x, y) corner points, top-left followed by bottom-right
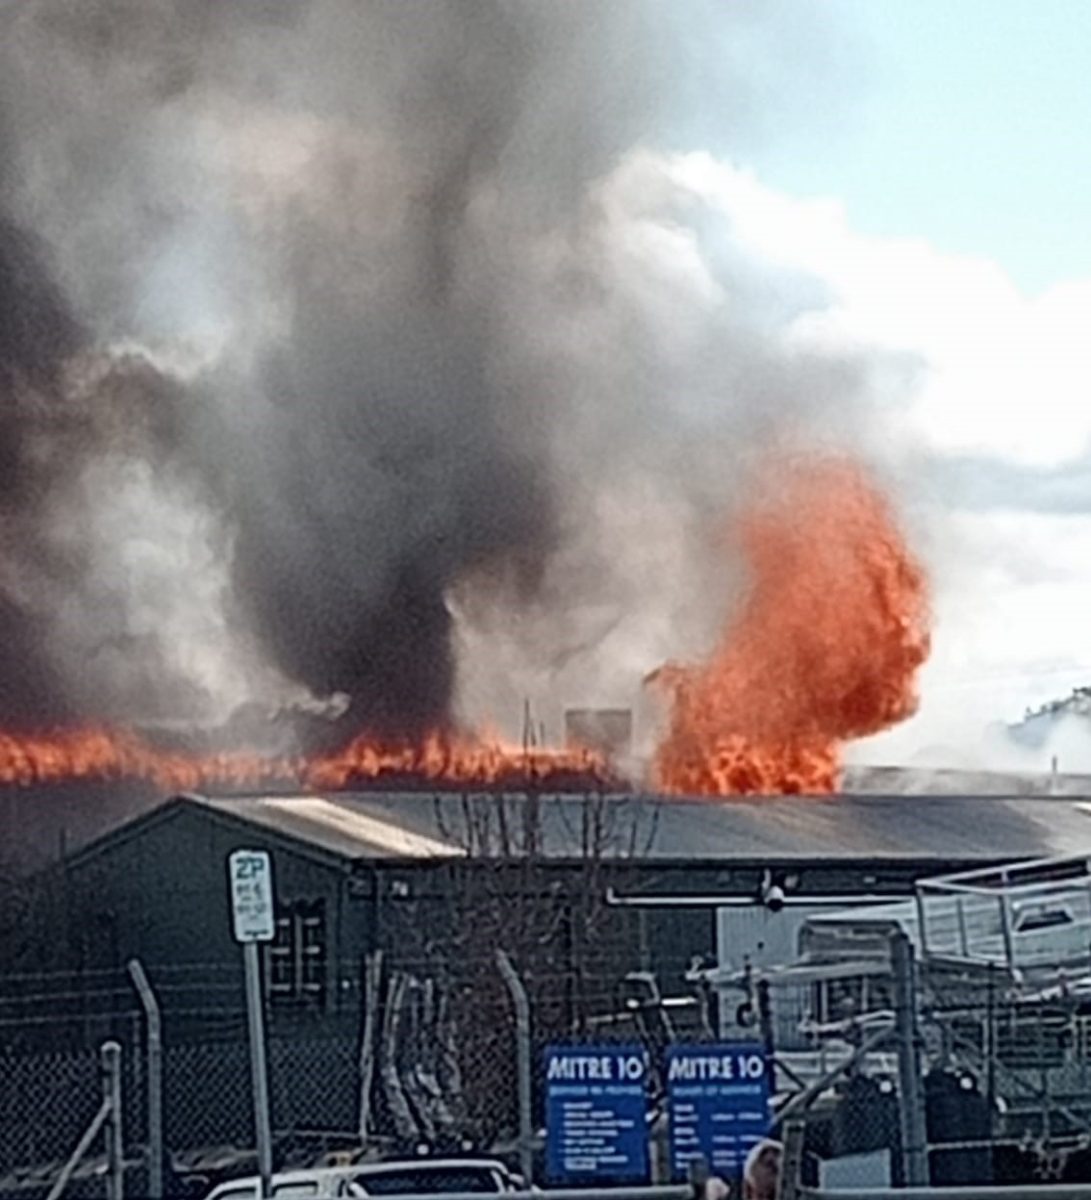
(0, 947), (676, 984)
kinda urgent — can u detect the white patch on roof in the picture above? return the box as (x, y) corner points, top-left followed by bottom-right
(205, 795), (462, 859)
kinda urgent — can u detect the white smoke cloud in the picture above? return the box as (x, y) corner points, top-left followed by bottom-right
(451, 149), (1091, 761)
(450, 148), (883, 742)
(673, 156), (1091, 469)
(666, 158), (1091, 760)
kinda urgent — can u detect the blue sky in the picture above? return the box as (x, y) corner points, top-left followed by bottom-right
(751, 0), (1091, 296)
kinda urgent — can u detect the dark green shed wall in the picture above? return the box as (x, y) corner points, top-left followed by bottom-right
(62, 803), (375, 1032)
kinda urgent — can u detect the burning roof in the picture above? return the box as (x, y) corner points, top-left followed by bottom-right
(0, 456), (930, 799)
(0, 726), (622, 794)
(0, 6), (937, 801)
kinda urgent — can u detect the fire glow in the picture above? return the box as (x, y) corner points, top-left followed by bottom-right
(0, 457), (929, 798)
(0, 727), (619, 793)
(650, 456), (931, 795)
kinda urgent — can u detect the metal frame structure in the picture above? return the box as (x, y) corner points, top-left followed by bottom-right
(915, 855), (1091, 977)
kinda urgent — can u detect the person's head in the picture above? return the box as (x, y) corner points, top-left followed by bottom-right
(743, 1139), (782, 1200)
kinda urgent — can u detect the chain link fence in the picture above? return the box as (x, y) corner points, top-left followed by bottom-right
(0, 1042), (108, 1178)
(0, 938), (718, 1200)
(11, 934), (1091, 1197)
(0, 954), (595, 1198)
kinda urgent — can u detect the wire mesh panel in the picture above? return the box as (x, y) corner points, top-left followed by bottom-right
(164, 1037), (254, 1153)
(0, 1021), (138, 1200)
(0, 1043), (103, 1176)
(270, 1032), (361, 1144)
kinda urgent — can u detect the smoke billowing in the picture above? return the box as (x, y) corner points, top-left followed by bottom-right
(0, 217), (85, 725)
(0, 1), (885, 741)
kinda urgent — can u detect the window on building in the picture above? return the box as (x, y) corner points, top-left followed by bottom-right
(267, 899), (326, 1007)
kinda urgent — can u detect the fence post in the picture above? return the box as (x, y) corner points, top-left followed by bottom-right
(891, 929), (928, 1186)
(102, 1040), (124, 1200)
(776, 1119), (806, 1200)
(128, 960), (163, 1200)
(757, 978), (777, 1095)
(358, 950), (384, 1146)
(496, 950), (533, 1185)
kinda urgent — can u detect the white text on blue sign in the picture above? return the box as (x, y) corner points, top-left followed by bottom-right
(667, 1053), (766, 1082)
(547, 1054), (647, 1082)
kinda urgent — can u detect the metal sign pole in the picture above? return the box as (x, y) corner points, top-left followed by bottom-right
(244, 940), (274, 1199)
(228, 850), (277, 1200)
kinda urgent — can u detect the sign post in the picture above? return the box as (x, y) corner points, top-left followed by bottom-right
(228, 850), (276, 1200)
(666, 1044), (771, 1182)
(544, 1044), (649, 1184)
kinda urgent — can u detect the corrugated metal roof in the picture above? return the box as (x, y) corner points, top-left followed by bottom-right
(843, 764), (1091, 796)
(191, 794), (464, 861)
(189, 791), (1091, 863)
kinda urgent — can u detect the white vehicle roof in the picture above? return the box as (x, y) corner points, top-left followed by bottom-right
(203, 1168), (350, 1200)
(204, 1157), (513, 1200)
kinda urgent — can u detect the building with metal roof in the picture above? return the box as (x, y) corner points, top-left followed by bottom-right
(181, 788), (1091, 864)
(6, 788), (1091, 1177)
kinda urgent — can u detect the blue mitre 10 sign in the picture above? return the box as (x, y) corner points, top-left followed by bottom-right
(544, 1045), (649, 1183)
(666, 1044), (771, 1179)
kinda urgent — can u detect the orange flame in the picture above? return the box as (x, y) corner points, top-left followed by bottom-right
(0, 727), (300, 792)
(0, 726), (619, 793)
(650, 456), (930, 795)
(305, 730), (617, 791)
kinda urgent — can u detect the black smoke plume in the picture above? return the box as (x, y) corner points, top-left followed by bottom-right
(0, 217), (84, 725)
(0, 0), (868, 739)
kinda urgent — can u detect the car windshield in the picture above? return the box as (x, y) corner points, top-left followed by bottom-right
(348, 1167), (500, 1195)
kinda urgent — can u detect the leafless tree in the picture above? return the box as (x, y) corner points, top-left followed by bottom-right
(360, 789), (658, 1150)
